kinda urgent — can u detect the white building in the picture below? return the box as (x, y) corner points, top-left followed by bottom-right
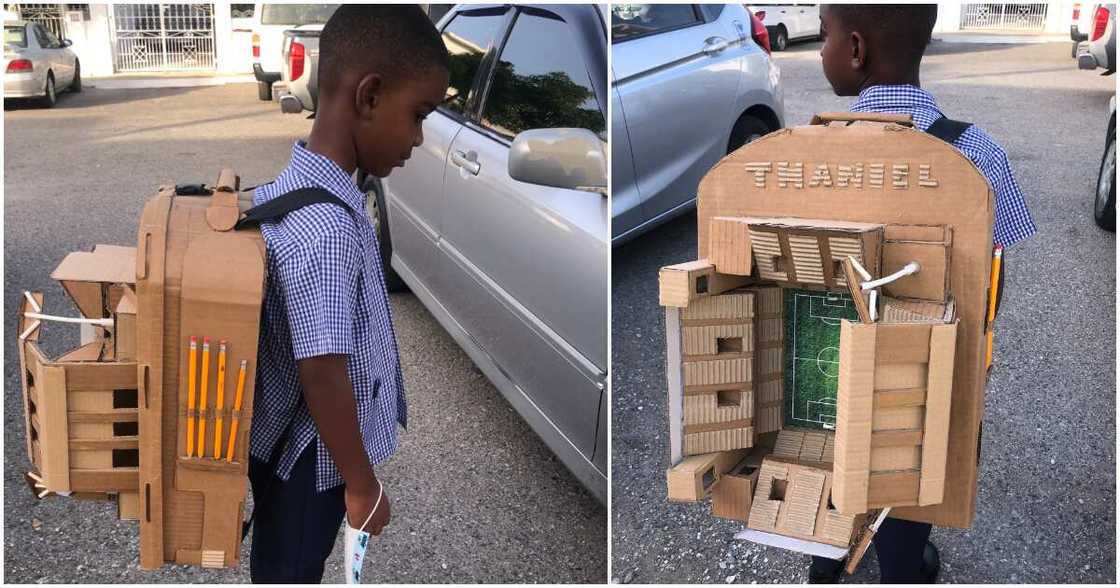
(935, 2), (1080, 38)
(5, 3), (255, 77)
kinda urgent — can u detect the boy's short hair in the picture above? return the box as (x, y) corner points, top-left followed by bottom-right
(829, 4), (938, 66)
(318, 4), (449, 94)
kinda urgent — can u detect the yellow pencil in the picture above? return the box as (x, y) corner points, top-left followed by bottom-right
(186, 336), (197, 457)
(226, 360), (248, 462)
(214, 341), (227, 459)
(197, 337), (210, 458)
(985, 246), (1003, 370)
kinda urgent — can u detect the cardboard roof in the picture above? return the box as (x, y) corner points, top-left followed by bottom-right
(51, 245), (136, 285)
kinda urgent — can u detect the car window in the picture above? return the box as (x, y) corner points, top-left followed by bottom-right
(698, 4), (725, 21)
(480, 10), (604, 140)
(5, 26), (28, 48)
(32, 24), (51, 48)
(441, 9), (508, 117)
(41, 26), (61, 49)
(259, 4), (338, 26)
(612, 4), (701, 42)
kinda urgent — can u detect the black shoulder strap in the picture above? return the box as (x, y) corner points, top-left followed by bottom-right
(926, 116), (972, 145)
(234, 187), (348, 230)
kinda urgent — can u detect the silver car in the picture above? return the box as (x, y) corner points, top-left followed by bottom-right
(361, 4), (608, 501)
(4, 20), (80, 107)
(611, 3), (785, 243)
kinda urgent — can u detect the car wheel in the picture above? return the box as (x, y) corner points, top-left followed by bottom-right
(773, 25), (789, 51)
(257, 80), (272, 101)
(71, 60), (81, 93)
(727, 113), (771, 155)
(359, 170), (409, 293)
(39, 73), (56, 108)
(1094, 118), (1115, 231)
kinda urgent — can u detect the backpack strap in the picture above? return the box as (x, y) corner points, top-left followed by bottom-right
(234, 187), (349, 230)
(925, 116), (972, 145)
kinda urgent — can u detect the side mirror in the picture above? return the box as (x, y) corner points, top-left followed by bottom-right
(61, 39), (72, 47)
(508, 128), (606, 194)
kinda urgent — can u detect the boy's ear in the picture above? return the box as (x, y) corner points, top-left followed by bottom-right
(848, 31), (867, 71)
(355, 73), (383, 120)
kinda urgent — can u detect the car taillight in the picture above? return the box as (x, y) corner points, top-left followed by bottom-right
(755, 10), (766, 21)
(291, 41), (305, 80)
(6, 59), (32, 73)
(1073, 2), (1081, 21)
(1092, 5), (1110, 41)
(252, 33), (260, 59)
(749, 12), (771, 54)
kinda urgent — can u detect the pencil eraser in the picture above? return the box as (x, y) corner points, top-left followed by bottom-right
(190, 336), (197, 343)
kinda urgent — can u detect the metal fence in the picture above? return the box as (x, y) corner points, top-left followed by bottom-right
(111, 3), (215, 72)
(960, 3), (1050, 32)
(14, 3), (67, 39)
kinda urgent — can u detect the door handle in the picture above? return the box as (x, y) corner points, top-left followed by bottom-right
(451, 149), (480, 175)
(702, 36), (729, 56)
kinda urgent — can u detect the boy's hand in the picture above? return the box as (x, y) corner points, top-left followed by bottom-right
(346, 481), (391, 535)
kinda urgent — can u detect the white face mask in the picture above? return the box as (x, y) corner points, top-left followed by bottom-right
(343, 483), (382, 584)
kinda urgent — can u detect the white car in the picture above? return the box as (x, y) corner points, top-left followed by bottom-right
(748, 4), (820, 51)
(4, 20), (80, 107)
(251, 3), (338, 101)
(1071, 3), (1116, 72)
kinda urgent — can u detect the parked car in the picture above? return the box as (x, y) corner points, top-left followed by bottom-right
(251, 3), (338, 101)
(363, 4), (608, 501)
(611, 3), (785, 243)
(276, 4), (455, 114)
(1071, 3), (1116, 73)
(3, 19), (80, 107)
(1095, 95), (1115, 230)
(748, 3), (820, 51)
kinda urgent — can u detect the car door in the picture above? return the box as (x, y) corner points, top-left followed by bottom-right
(438, 6), (607, 460)
(796, 4), (820, 39)
(610, 72), (645, 240)
(611, 4), (742, 222)
(34, 25), (71, 86)
(384, 6), (512, 296)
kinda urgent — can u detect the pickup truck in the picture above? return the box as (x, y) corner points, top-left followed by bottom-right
(276, 4), (454, 114)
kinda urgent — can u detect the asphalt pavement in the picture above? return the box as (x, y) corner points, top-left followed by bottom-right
(3, 83), (606, 583)
(611, 41), (1116, 584)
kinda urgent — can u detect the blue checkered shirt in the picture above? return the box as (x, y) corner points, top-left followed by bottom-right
(851, 84), (1037, 247)
(250, 141), (407, 491)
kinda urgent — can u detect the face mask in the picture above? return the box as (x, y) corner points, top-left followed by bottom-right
(343, 482), (382, 584)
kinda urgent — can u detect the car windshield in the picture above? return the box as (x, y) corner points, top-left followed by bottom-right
(5, 26), (27, 48)
(260, 4), (339, 26)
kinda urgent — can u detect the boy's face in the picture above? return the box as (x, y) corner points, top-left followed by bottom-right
(819, 7), (864, 97)
(355, 67), (450, 178)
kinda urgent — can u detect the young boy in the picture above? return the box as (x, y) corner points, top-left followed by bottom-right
(809, 4), (1037, 583)
(246, 5), (449, 583)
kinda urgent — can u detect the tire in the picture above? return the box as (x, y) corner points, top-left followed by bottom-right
(1094, 118), (1116, 232)
(257, 80), (272, 101)
(71, 60), (81, 93)
(773, 25), (789, 51)
(727, 113), (771, 155)
(38, 73), (56, 108)
(359, 171), (409, 293)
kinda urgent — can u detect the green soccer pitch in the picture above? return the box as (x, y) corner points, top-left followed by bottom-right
(783, 289), (861, 429)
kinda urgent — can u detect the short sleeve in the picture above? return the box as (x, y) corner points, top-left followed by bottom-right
(989, 152), (1037, 248)
(278, 222), (362, 360)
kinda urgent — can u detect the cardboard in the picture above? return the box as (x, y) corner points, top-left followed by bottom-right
(136, 170), (263, 569)
(712, 452), (766, 522)
(746, 457), (864, 548)
(724, 217), (883, 291)
(709, 217), (754, 275)
(666, 449), (751, 502)
(697, 116), (994, 528)
(881, 296), (955, 324)
(832, 321), (958, 514)
(659, 260), (751, 308)
(881, 225), (952, 302)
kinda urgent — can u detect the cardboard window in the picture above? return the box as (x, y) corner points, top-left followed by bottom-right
(695, 275), (709, 294)
(114, 421), (139, 437)
(717, 390), (742, 407)
(113, 448), (140, 468)
(768, 478), (788, 501)
(716, 337), (743, 354)
(113, 389), (138, 409)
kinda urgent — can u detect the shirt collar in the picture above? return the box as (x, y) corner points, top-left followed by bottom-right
(285, 140), (366, 213)
(850, 84), (940, 115)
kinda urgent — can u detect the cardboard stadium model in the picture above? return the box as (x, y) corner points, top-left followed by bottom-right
(18, 170), (264, 570)
(661, 112), (995, 570)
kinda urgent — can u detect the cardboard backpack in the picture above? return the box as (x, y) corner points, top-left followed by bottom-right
(17, 169), (352, 570)
(660, 113), (997, 571)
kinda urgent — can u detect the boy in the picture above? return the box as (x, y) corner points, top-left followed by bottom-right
(809, 4), (1037, 583)
(246, 5), (449, 583)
